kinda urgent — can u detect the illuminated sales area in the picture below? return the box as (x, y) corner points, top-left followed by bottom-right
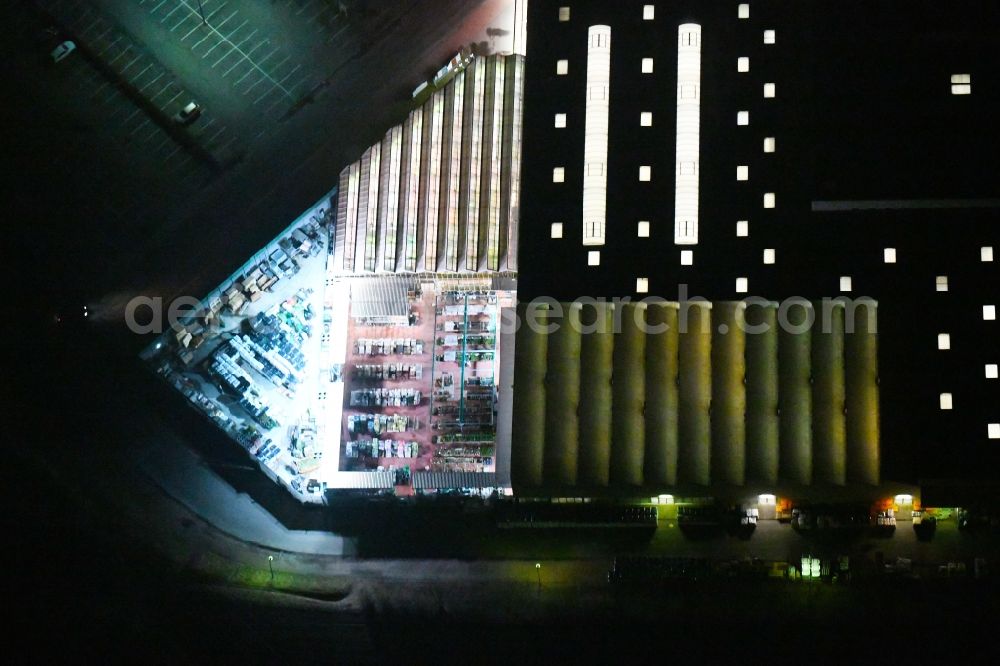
(143, 53), (524, 502)
(142, 196), (518, 502)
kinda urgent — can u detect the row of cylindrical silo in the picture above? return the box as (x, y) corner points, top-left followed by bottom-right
(578, 303), (614, 486)
(778, 303), (813, 485)
(643, 303), (679, 485)
(677, 303), (712, 486)
(711, 303), (747, 486)
(509, 300), (880, 491)
(510, 302), (547, 487)
(745, 302), (779, 484)
(543, 302), (581, 486)
(611, 303), (646, 486)
(812, 301), (847, 485)
(845, 299), (880, 485)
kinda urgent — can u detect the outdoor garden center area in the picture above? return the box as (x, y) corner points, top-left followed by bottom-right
(142, 193), (516, 503)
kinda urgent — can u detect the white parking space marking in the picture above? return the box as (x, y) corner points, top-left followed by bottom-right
(245, 75), (270, 98)
(161, 3), (185, 22)
(266, 53), (290, 75)
(121, 54), (143, 73)
(148, 83), (174, 103)
(102, 85), (123, 105)
(276, 63), (301, 88)
(263, 94), (288, 116)
(165, 90), (184, 107)
(175, 0), (295, 98)
(217, 28), (258, 70)
(329, 23), (349, 41)
(217, 134), (238, 154)
(138, 72), (165, 93)
(172, 14), (194, 32)
(96, 36), (122, 57)
(223, 36), (265, 77)
(123, 106), (144, 123)
(195, 12), (239, 52)
(180, 19), (204, 41)
(106, 48), (130, 66)
(205, 1), (229, 23)
(234, 47), (277, 84)
(134, 63), (154, 80)
(296, 0), (316, 17)
(210, 43), (238, 68)
(154, 134), (175, 151)
(207, 125), (227, 143)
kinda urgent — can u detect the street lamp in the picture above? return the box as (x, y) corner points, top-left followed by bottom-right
(268, 555), (274, 581)
(535, 562), (541, 588)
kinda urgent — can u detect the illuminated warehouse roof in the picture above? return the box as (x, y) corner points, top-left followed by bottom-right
(515, 1), (1000, 495)
(332, 53), (525, 274)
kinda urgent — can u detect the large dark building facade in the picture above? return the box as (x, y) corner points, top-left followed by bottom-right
(513, 0), (1000, 497)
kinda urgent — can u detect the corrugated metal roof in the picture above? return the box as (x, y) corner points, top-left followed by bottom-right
(350, 277), (414, 319)
(412, 471), (501, 490)
(325, 471), (395, 489)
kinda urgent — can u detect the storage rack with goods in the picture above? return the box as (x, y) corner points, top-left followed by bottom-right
(351, 363), (423, 381)
(347, 413), (418, 435)
(349, 388), (423, 407)
(354, 338), (424, 356)
(346, 439), (421, 459)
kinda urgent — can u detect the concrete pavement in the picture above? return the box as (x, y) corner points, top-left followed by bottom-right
(136, 435), (348, 555)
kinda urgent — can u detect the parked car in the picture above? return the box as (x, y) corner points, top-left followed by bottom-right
(174, 101), (202, 125)
(50, 40), (76, 64)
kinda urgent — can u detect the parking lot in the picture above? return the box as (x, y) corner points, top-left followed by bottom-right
(136, 0), (317, 120)
(64, 47), (211, 183)
(274, 0), (351, 43)
(2, 1), (213, 225)
(38, 0), (237, 164)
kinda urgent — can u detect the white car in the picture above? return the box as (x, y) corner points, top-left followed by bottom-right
(174, 101), (202, 125)
(50, 40), (76, 64)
